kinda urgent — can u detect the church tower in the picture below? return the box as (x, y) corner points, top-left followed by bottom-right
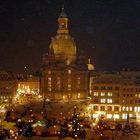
(57, 7), (69, 34)
(49, 7), (76, 65)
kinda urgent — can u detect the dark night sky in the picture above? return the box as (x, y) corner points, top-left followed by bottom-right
(0, 0), (140, 73)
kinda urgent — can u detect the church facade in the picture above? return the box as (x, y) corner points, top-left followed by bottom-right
(40, 9), (94, 101)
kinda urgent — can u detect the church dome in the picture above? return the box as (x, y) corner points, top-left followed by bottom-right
(49, 8), (76, 65)
(50, 34), (76, 65)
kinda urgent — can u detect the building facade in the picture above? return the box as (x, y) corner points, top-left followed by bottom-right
(40, 9), (94, 101)
(89, 71), (140, 121)
(0, 71), (16, 104)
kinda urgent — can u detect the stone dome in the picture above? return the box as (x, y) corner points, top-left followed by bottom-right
(50, 34), (76, 65)
(49, 9), (76, 65)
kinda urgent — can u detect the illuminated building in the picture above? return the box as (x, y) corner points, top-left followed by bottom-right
(13, 75), (41, 104)
(0, 71), (40, 105)
(0, 71), (16, 103)
(90, 71), (140, 121)
(40, 8), (94, 101)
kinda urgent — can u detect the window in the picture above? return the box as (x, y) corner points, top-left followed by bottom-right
(48, 70), (51, 74)
(68, 70), (71, 74)
(129, 107), (133, 111)
(93, 106), (98, 111)
(77, 93), (80, 98)
(48, 88), (51, 91)
(48, 77), (51, 81)
(94, 86), (99, 90)
(94, 99), (99, 103)
(114, 106), (119, 111)
(134, 107), (137, 112)
(108, 92), (112, 96)
(77, 80), (80, 85)
(101, 92), (105, 96)
(93, 92), (98, 96)
(126, 107), (129, 111)
(101, 87), (105, 90)
(108, 87), (112, 90)
(107, 106), (112, 111)
(100, 106), (105, 111)
(122, 114), (127, 119)
(93, 114), (99, 118)
(122, 106), (125, 111)
(114, 114), (119, 119)
(101, 98), (106, 103)
(107, 114), (112, 119)
(107, 99), (112, 103)
(68, 84), (71, 91)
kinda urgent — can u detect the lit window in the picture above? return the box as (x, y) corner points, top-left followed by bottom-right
(101, 92), (105, 96)
(78, 93), (80, 98)
(107, 114), (112, 119)
(107, 99), (112, 103)
(48, 77), (51, 81)
(126, 107), (129, 111)
(68, 84), (71, 88)
(68, 94), (71, 98)
(122, 114), (127, 119)
(77, 80), (80, 85)
(93, 114), (99, 118)
(68, 84), (71, 91)
(68, 70), (71, 74)
(48, 88), (51, 91)
(122, 106), (125, 111)
(108, 92), (112, 96)
(129, 107), (132, 111)
(93, 92), (98, 96)
(114, 114), (119, 119)
(101, 98), (106, 103)
(134, 107), (137, 112)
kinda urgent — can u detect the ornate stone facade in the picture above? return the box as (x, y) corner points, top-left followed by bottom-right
(40, 9), (92, 101)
